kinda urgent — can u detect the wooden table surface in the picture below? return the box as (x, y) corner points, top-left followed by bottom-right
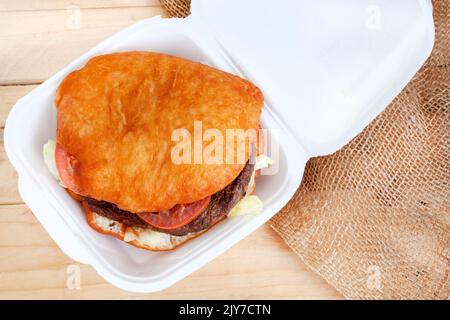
(0, 0), (343, 299)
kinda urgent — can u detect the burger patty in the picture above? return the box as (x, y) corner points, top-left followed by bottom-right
(82, 160), (255, 236)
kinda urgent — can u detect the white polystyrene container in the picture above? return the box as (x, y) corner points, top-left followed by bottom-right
(4, 0), (434, 292)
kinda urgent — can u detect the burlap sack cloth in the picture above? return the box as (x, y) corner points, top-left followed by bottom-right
(160, 0), (449, 299)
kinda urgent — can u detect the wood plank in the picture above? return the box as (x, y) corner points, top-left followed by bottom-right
(1, 6), (166, 36)
(0, 135), (22, 205)
(0, 86), (37, 205)
(0, 0), (161, 11)
(0, 85), (37, 128)
(0, 204), (341, 299)
(0, 6), (166, 84)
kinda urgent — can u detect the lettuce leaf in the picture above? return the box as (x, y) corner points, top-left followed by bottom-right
(228, 195), (263, 217)
(43, 139), (65, 187)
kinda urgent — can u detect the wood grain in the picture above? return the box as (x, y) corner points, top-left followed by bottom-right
(0, 204), (341, 299)
(0, 1), (160, 11)
(0, 6), (165, 84)
(0, 0), (343, 299)
(0, 85), (37, 128)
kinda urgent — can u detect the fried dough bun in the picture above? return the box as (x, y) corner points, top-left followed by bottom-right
(55, 52), (263, 213)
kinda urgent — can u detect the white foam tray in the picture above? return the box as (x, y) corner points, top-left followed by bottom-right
(4, 0), (434, 292)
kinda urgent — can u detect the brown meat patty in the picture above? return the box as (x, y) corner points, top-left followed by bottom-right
(82, 160), (254, 236)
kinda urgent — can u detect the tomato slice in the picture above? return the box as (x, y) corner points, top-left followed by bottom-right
(55, 143), (79, 193)
(137, 196), (211, 230)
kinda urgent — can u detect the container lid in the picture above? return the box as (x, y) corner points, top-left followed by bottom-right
(191, 0), (434, 156)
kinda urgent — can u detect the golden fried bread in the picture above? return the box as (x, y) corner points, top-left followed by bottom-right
(55, 52), (263, 212)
